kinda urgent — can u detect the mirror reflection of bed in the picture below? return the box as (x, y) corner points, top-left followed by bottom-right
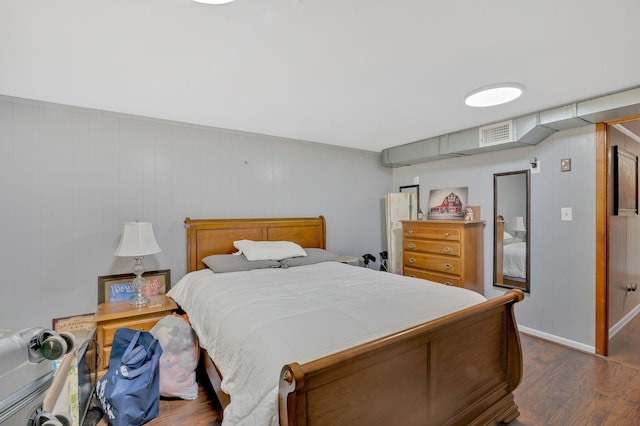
(496, 215), (527, 289)
(494, 170), (530, 292)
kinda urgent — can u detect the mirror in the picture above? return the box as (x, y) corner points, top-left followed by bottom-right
(494, 170), (530, 292)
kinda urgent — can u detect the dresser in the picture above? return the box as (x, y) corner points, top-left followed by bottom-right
(401, 220), (484, 294)
(94, 295), (177, 377)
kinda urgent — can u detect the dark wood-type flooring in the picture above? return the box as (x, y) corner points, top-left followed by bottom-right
(95, 329), (640, 425)
(609, 311), (640, 367)
(512, 332), (640, 425)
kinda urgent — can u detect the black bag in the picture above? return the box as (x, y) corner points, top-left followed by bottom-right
(96, 328), (162, 426)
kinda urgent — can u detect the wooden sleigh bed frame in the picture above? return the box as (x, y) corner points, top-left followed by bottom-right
(183, 216), (524, 425)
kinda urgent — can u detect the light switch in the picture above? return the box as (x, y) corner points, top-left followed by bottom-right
(561, 207), (572, 221)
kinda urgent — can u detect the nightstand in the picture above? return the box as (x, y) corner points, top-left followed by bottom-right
(94, 295), (177, 376)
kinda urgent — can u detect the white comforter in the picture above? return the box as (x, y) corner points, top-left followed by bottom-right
(503, 241), (527, 279)
(167, 261), (486, 426)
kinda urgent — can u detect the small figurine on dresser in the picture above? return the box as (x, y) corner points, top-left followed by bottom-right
(464, 207), (474, 221)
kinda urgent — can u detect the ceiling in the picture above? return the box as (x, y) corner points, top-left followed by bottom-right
(1, 1), (640, 153)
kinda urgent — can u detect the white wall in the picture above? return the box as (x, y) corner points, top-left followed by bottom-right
(393, 126), (597, 350)
(0, 95), (393, 329)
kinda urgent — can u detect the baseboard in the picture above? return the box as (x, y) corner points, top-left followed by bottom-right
(609, 304), (640, 338)
(518, 325), (595, 354)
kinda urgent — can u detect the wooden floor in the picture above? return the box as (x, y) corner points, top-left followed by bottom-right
(512, 333), (640, 425)
(94, 374), (222, 426)
(94, 333), (640, 425)
(608, 311), (640, 367)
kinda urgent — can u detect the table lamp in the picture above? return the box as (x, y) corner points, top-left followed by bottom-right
(511, 216), (526, 237)
(114, 221), (162, 305)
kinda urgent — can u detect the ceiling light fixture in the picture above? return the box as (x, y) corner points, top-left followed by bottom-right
(192, 0), (236, 4)
(464, 84), (523, 107)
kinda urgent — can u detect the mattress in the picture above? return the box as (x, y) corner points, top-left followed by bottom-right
(167, 261), (486, 426)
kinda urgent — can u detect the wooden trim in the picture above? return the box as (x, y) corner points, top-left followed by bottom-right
(184, 216), (326, 272)
(595, 122), (609, 356)
(279, 290), (524, 425)
(495, 219), (505, 284)
(606, 114), (640, 126)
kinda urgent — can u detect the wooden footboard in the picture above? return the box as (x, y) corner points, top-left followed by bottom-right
(278, 290), (524, 426)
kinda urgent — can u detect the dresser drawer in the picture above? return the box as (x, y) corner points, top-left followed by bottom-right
(403, 267), (461, 287)
(404, 252), (461, 275)
(100, 346), (112, 371)
(100, 315), (166, 348)
(403, 239), (460, 256)
(403, 224), (461, 241)
(97, 314), (167, 372)
(94, 296), (178, 376)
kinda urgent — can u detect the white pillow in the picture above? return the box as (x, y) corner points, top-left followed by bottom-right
(503, 231), (513, 240)
(233, 239), (307, 261)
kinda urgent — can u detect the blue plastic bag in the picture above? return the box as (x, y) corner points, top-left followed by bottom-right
(96, 328), (163, 426)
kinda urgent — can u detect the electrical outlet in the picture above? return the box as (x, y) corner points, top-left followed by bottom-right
(561, 158), (571, 172)
(413, 176), (419, 185)
(561, 207), (572, 221)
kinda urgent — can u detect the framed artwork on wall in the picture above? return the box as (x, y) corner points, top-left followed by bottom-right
(613, 145), (638, 216)
(399, 184), (419, 209)
(427, 187), (469, 220)
(97, 269), (171, 304)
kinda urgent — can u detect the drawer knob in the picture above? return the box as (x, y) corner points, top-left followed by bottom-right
(409, 258), (416, 263)
(444, 281), (452, 286)
(443, 263), (453, 270)
(443, 232), (450, 237)
(408, 229), (414, 234)
(408, 243), (416, 249)
(443, 246), (452, 253)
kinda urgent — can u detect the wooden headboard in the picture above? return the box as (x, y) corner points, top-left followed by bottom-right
(185, 216), (327, 272)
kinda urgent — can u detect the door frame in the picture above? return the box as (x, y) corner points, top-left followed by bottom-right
(595, 116), (640, 355)
(595, 122), (609, 355)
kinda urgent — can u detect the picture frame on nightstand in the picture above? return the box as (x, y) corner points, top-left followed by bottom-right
(52, 312), (96, 339)
(97, 269), (171, 304)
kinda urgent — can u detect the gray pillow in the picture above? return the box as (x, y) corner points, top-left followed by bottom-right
(279, 248), (339, 268)
(202, 254), (281, 273)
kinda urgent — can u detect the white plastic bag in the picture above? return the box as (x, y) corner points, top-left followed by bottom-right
(150, 315), (200, 400)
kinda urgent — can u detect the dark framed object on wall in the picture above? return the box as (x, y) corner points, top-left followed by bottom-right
(399, 184), (419, 209)
(613, 145), (638, 216)
(97, 269), (171, 304)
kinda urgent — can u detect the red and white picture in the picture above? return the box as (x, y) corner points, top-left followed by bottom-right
(427, 187), (468, 220)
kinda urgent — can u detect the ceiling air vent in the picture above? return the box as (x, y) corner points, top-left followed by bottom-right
(479, 120), (515, 147)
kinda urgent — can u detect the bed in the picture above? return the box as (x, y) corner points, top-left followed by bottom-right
(168, 216), (524, 425)
(495, 218), (527, 289)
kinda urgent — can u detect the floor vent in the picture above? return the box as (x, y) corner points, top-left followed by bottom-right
(479, 120), (515, 147)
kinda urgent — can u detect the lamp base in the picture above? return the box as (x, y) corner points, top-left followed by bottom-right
(129, 291), (150, 306)
(129, 267), (149, 305)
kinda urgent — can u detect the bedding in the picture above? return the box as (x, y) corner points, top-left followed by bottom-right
(233, 239), (307, 261)
(503, 241), (526, 278)
(278, 247), (338, 267)
(167, 261), (486, 426)
(202, 254), (281, 273)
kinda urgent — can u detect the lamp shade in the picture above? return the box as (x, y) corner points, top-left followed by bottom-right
(114, 222), (161, 257)
(511, 216), (526, 232)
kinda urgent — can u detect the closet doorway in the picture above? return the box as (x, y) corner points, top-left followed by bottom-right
(595, 116), (640, 359)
